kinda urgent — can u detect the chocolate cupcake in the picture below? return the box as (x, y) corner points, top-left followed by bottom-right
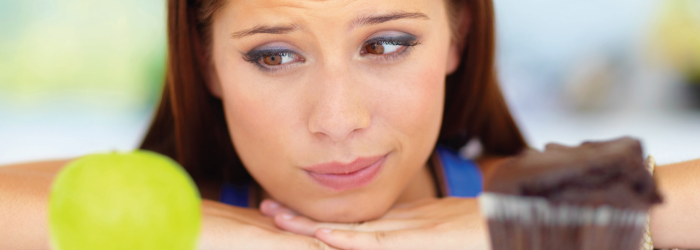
(479, 137), (662, 250)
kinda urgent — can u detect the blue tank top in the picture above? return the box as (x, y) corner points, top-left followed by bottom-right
(220, 145), (482, 207)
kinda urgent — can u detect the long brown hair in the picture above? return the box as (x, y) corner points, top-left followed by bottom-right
(141, 0), (527, 184)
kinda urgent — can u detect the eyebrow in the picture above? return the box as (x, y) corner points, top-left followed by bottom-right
(230, 11), (429, 39)
(231, 24), (300, 39)
(350, 11), (429, 29)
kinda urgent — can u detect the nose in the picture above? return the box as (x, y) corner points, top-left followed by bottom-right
(307, 63), (371, 142)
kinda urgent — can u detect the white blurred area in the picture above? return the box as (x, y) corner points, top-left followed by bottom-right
(0, 0), (164, 165)
(495, 0), (700, 165)
(1, 0), (699, 166)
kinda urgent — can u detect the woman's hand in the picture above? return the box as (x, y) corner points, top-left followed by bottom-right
(199, 199), (337, 250)
(259, 197), (490, 250)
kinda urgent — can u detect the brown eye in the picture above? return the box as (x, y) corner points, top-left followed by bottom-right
(365, 42), (385, 54)
(262, 54), (282, 65)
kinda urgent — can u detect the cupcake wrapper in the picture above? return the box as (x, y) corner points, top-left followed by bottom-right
(479, 193), (647, 250)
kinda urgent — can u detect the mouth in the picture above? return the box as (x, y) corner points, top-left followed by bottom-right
(303, 153), (389, 191)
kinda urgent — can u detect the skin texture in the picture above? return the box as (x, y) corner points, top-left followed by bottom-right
(0, 160), (66, 250)
(2, 0), (700, 249)
(650, 159), (700, 249)
(209, 0), (460, 223)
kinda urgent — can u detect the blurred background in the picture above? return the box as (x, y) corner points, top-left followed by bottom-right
(1, 0), (699, 166)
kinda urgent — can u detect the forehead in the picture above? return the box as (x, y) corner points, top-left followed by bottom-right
(218, 0), (442, 31)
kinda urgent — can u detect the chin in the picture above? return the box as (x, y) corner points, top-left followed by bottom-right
(297, 196), (393, 223)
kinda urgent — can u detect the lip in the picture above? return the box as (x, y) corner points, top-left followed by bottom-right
(303, 153), (388, 191)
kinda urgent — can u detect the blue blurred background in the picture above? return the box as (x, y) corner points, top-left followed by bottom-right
(1, 0), (699, 166)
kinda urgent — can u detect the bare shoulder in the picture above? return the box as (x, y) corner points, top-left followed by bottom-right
(0, 159), (73, 176)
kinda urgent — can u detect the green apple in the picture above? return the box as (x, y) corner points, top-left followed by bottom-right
(49, 150), (201, 250)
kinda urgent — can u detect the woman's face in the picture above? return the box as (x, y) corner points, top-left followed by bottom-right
(210, 0), (461, 222)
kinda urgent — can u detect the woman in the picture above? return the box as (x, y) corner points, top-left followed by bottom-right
(1, 0), (699, 249)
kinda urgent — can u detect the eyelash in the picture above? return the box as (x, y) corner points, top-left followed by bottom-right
(242, 50), (302, 73)
(361, 38), (420, 63)
(242, 37), (420, 73)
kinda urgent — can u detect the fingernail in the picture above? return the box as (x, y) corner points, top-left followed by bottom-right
(320, 228), (332, 234)
(268, 201), (280, 209)
(282, 213), (294, 220)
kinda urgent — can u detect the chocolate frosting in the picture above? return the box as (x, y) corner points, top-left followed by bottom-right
(485, 137), (663, 210)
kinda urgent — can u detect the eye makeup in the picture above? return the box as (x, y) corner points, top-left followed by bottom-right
(362, 34), (420, 53)
(360, 33), (420, 63)
(241, 33), (421, 73)
(242, 47), (305, 73)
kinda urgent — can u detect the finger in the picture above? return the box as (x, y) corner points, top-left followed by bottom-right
(259, 199), (298, 217)
(274, 213), (428, 237)
(315, 228), (430, 250)
(273, 213), (317, 236)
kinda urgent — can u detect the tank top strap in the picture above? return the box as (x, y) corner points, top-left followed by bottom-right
(220, 182), (251, 207)
(433, 145), (483, 197)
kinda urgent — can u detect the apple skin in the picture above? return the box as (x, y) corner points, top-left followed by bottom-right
(49, 150), (201, 250)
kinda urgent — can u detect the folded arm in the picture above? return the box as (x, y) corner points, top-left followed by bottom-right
(650, 158), (700, 249)
(0, 160), (70, 249)
(0, 159), (337, 250)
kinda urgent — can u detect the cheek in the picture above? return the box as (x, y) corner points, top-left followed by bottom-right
(387, 65), (445, 180)
(213, 50), (303, 188)
(387, 38), (452, 152)
(361, 44), (448, 192)
(389, 72), (444, 135)
(370, 55), (447, 143)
